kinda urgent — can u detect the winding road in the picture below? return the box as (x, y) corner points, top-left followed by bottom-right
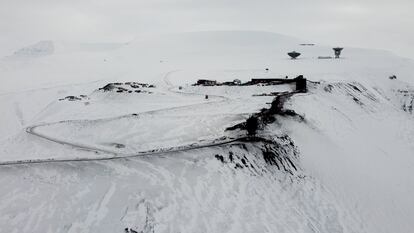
(0, 71), (243, 166)
(1, 71), (299, 166)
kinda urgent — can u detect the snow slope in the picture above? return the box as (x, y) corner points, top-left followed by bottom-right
(0, 31), (414, 233)
(281, 80), (414, 233)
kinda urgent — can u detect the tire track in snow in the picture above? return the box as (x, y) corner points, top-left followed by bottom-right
(0, 132), (244, 166)
(2, 71), (293, 166)
(1, 69), (245, 165)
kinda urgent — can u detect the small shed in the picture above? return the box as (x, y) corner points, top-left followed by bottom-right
(294, 75), (307, 92)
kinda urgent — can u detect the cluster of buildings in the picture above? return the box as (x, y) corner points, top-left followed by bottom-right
(193, 44), (339, 92)
(195, 79), (241, 86)
(195, 75), (307, 93)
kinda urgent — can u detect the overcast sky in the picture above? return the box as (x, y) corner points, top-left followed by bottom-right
(1, 0), (413, 58)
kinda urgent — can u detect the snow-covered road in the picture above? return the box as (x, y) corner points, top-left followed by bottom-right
(3, 71), (294, 165)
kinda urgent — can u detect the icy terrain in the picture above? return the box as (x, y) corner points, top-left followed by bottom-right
(0, 31), (414, 233)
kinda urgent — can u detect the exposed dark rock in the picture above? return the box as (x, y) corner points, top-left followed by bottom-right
(227, 90), (304, 135)
(124, 228), (138, 233)
(59, 96), (82, 101)
(99, 84), (116, 92)
(213, 137), (300, 176)
(98, 82), (155, 94)
(398, 89), (414, 114)
(252, 92), (280, 96)
(352, 97), (362, 105)
(325, 82), (378, 105)
(349, 83), (361, 93)
(241, 158), (248, 167)
(324, 84), (333, 93)
(235, 163), (244, 169)
(215, 154), (225, 163)
(228, 152), (234, 162)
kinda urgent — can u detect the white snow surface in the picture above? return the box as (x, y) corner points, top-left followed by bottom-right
(0, 31), (414, 233)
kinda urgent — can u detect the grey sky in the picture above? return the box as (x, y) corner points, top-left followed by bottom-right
(1, 0), (413, 58)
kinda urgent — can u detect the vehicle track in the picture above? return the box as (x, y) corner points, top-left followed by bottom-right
(0, 71), (238, 166)
(0, 134), (245, 166)
(3, 71), (298, 166)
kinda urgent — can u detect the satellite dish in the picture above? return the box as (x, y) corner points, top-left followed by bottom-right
(333, 47), (344, 58)
(288, 51), (301, 59)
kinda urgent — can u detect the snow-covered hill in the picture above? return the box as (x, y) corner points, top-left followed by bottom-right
(0, 31), (414, 233)
(9, 40), (55, 58)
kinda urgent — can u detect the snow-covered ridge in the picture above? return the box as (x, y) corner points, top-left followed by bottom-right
(1, 30), (414, 92)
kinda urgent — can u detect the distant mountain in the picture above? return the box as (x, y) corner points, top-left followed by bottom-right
(12, 40), (54, 57)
